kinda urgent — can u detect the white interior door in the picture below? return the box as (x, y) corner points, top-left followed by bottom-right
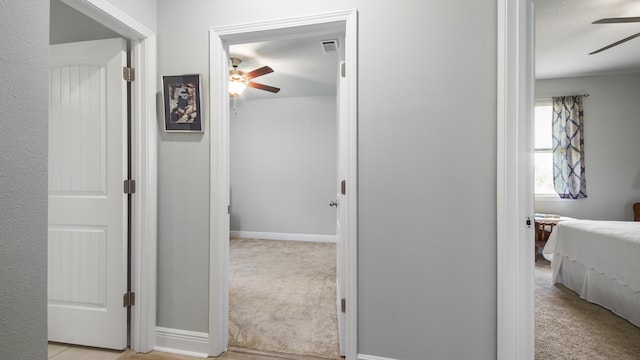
(48, 38), (128, 350)
(335, 61), (347, 356)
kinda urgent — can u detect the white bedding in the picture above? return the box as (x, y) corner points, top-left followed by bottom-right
(543, 220), (640, 291)
(543, 219), (640, 326)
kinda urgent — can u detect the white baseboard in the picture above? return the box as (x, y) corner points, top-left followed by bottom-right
(155, 327), (209, 358)
(230, 231), (336, 243)
(358, 355), (399, 360)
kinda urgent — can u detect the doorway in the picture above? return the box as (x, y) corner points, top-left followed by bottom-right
(209, 9), (358, 359)
(227, 39), (340, 354)
(48, 36), (129, 350)
(496, 0), (534, 358)
(47, 0), (157, 353)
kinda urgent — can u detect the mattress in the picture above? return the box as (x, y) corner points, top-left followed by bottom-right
(543, 220), (640, 326)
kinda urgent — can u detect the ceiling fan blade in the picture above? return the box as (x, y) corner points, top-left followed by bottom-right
(244, 66), (273, 80)
(247, 81), (280, 93)
(593, 17), (640, 24)
(589, 31), (640, 55)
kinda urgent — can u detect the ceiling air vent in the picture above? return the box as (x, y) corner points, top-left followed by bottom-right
(321, 40), (339, 55)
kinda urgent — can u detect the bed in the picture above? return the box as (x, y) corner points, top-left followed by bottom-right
(542, 219), (640, 327)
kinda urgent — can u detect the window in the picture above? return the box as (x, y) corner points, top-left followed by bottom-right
(534, 100), (555, 196)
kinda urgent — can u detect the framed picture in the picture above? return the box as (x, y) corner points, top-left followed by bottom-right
(162, 74), (203, 132)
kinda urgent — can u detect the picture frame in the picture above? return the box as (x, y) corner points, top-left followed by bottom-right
(162, 74), (203, 132)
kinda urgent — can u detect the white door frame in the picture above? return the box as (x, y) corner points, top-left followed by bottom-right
(497, 0), (535, 359)
(60, 0), (158, 353)
(208, 9), (358, 359)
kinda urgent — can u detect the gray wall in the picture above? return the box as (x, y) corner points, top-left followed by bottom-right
(536, 73), (640, 221)
(50, 0), (120, 44)
(157, 1), (497, 358)
(0, 0), (49, 358)
(103, 0), (157, 33)
(230, 96), (337, 235)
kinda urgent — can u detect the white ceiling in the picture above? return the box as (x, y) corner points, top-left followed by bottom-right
(535, 0), (640, 79)
(229, 33), (342, 100)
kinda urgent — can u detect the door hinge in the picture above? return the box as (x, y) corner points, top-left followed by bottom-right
(124, 179), (136, 194)
(123, 67), (135, 82)
(341, 298), (346, 313)
(526, 217), (532, 228)
(341, 180), (346, 195)
(341, 62), (346, 78)
(123, 292), (135, 307)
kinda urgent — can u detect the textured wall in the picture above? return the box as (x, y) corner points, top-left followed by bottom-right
(101, 0), (157, 32)
(50, 0), (120, 44)
(230, 96), (337, 235)
(0, 0), (49, 358)
(536, 73), (640, 220)
(156, 1), (498, 358)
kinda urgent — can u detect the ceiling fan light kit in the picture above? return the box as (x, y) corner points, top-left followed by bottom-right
(229, 71), (247, 97)
(228, 57), (280, 97)
(590, 16), (640, 55)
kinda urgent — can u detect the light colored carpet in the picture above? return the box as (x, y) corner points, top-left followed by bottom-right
(535, 260), (640, 359)
(228, 238), (340, 359)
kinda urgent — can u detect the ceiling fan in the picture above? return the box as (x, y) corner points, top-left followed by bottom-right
(590, 16), (640, 55)
(229, 57), (280, 96)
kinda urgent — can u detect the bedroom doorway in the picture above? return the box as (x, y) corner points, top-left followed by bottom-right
(530, 3), (640, 358)
(208, 10), (358, 359)
(227, 36), (341, 356)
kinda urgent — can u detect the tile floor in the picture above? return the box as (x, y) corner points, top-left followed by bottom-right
(48, 343), (124, 359)
(48, 343), (328, 360)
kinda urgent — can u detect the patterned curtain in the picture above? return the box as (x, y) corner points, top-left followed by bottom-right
(552, 95), (587, 199)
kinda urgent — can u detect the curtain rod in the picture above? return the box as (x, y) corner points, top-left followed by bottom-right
(536, 93), (590, 100)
